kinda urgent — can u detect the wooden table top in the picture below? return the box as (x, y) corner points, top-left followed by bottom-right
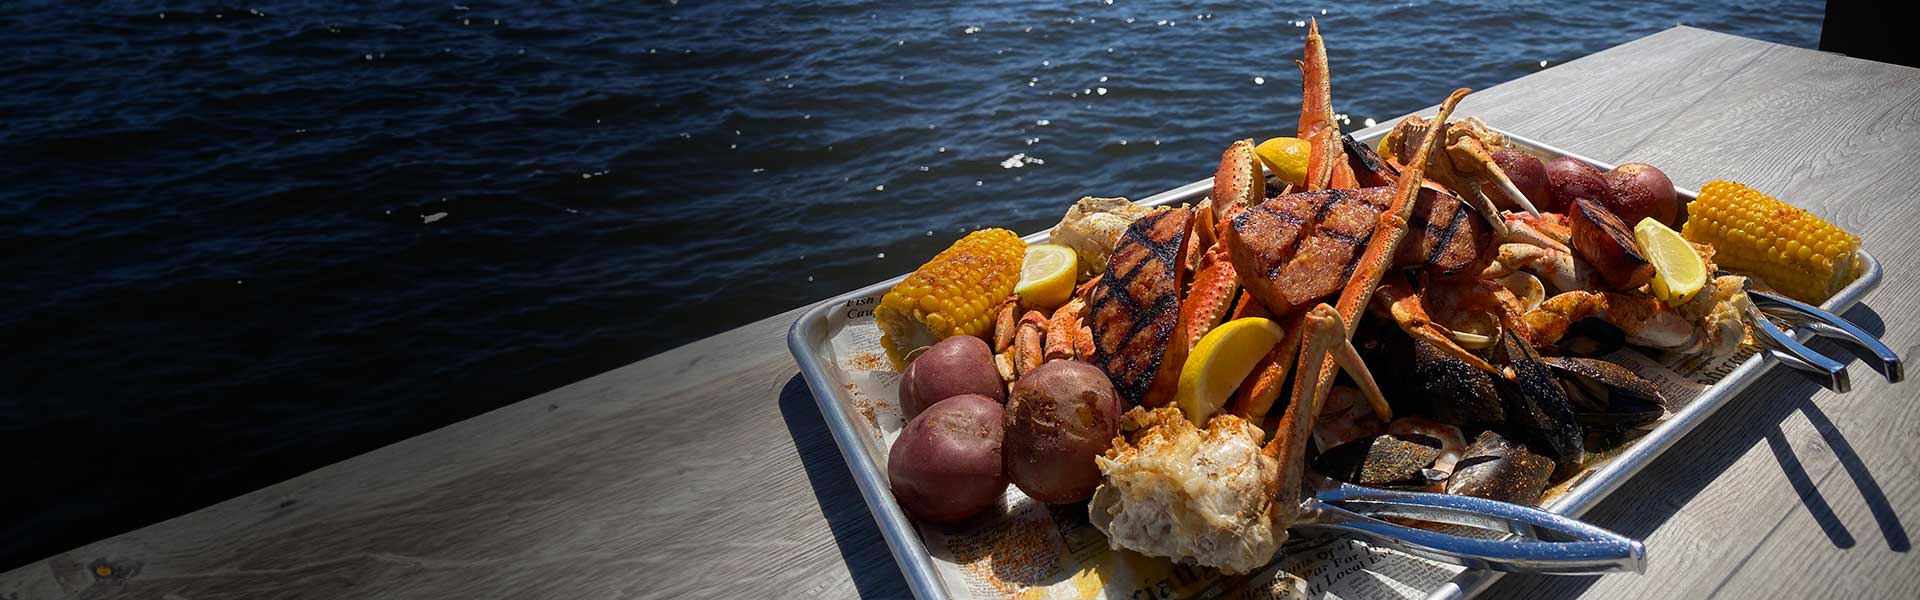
(6, 26), (1917, 600)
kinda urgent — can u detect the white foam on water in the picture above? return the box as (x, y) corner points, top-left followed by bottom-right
(1000, 153), (1045, 168)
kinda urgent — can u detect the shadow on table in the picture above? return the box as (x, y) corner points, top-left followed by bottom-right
(1487, 304), (1906, 598)
(779, 374), (913, 599)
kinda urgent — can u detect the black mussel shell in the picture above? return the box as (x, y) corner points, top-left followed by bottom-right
(1447, 430), (1556, 505)
(1491, 331), (1586, 478)
(1545, 357), (1667, 430)
(1559, 316), (1627, 357)
(1314, 433), (1445, 488)
(1413, 339), (1507, 430)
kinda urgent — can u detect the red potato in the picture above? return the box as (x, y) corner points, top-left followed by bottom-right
(1491, 147), (1551, 212)
(1544, 157), (1607, 214)
(888, 394), (1008, 523)
(1003, 361), (1121, 504)
(1602, 163), (1680, 227)
(899, 335), (1003, 419)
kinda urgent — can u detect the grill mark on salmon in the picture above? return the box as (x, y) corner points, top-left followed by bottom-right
(1395, 185), (1493, 276)
(1089, 208), (1192, 406)
(1226, 185), (1492, 315)
(1226, 188), (1389, 315)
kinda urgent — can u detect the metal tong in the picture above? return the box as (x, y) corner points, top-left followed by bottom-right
(1289, 473), (1646, 574)
(1738, 283), (1903, 392)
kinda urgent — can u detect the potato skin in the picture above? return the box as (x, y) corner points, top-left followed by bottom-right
(1544, 157), (1607, 214)
(900, 335), (1004, 419)
(1491, 147), (1551, 212)
(1002, 361), (1121, 504)
(1601, 163), (1679, 227)
(888, 394), (1007, 523)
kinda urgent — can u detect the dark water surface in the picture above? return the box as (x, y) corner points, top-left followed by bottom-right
(0, 1), (1822, 568)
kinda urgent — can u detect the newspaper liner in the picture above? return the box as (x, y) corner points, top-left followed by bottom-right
(824, 294), (1754, 600)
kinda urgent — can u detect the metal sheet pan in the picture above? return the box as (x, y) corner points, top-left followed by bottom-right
(786, 127), (1884, 600)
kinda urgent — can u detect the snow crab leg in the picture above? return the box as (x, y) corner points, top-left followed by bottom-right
(1268, 87), (1473, 513)
(1298, 19), (1355, 192)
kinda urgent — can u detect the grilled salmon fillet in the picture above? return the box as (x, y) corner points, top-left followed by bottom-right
(1224, 188), (1388, 315)
(1089, 207), (1192, 407)
(1396, 184), (1495, 276)
(1225, 186), (1490, 315)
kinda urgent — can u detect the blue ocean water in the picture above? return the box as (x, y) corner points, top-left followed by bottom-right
(0, 1), (1822, 568)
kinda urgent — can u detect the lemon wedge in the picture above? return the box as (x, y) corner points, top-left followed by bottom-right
(1015, 244), (1077, 309)
(1176, 317), (1285, 426)
(1255, 137), (1311, 187)
(1635, 217), (1707, 305)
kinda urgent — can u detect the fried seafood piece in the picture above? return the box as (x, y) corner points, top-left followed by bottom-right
(1049, 196), (1163, 281)
(1224, 186), (1493, 315)
(1088, 208), (1192, 406)
(1522, 274), (1753, 358)
(1090, 406), (1285, 575)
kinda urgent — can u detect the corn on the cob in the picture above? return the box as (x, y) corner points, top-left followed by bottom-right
(1682, 180), (1860, 303)
(876, 229), (1027, 370)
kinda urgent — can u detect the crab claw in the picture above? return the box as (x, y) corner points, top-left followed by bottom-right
(1375, 277), (1510, 379)
(1213, 139), (1266, 219)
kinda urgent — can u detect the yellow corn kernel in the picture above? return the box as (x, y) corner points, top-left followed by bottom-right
(1682, 180), (1860, 303)
(874, 228), (1027, 370)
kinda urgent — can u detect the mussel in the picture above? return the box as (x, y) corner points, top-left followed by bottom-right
(1545, 357), (1667, 431)
(1411, 339), (1507, 431)
(1312, 433), (1447, 489)
(1385, 416), (1467, 476)
(1490, 330), (1586, 478)
(1447, 430), (1556, 505)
